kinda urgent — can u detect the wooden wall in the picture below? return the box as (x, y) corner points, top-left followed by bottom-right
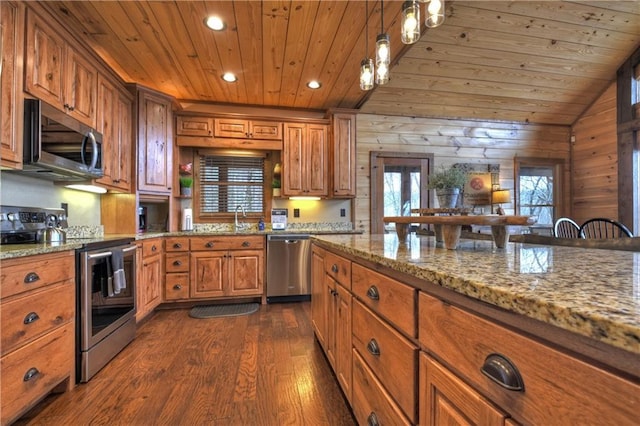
(570, 82), (618, 225)
(354, 114), (571, 234)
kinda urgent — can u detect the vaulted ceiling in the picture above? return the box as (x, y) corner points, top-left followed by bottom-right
(45, 1), (639, 125)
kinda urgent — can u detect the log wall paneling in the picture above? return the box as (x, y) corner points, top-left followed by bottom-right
(355, 114), (571, 234)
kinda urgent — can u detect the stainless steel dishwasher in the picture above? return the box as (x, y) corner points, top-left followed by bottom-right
(266, 234), (311, 303)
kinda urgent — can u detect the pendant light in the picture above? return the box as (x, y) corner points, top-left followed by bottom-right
(375, 0), (390, 85)
(401, 1), (420, 44)
(425, 0), (445, 28)
(360, 0), (374, 91)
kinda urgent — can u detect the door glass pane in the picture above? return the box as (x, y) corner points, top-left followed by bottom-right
(519, 167), (554, 225)
(383, 165), (422, 230)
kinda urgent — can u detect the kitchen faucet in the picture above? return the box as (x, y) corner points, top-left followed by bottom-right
(235, 205), (247, 232)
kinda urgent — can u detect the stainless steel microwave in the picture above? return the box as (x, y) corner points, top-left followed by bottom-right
(22, 99), (103, 182)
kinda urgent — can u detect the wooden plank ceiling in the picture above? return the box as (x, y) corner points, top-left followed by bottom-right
(46, 1), (639, 125)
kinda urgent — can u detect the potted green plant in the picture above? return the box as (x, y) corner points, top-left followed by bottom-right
(426, 166), (467, 208)
(272, 178), (281, 197)
(179, 176), (193, 197)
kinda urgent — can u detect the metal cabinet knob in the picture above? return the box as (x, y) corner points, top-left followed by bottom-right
(367, 412), (380, 426)
(24, 312), (40, 324)
(173, 284), (182, 290)
(366, 285), (379, 301)
(331, 264), (339, 273)
(366, 338), (381, 356)
(23, 367), (40, 382)
(24, 272), (40, 284)
(173, 243), (182, 249)
(173, 260), (182, 266)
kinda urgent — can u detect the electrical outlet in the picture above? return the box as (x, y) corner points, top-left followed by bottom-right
(340, 208), (346, 217)
(293, 208), (300, 218)
(61, 203), (68, 216)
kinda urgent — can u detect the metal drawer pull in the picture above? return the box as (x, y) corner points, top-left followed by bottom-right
(331, 264), (339, 273)
(151, 245), (157, 252)
(23, 367), (40, 382)
(242, 241), (250, 247)
(24, 312), (40, 324)
(24, 272), (40, 284)
(173, 284), (182, 290)
(205, 241), (215, 248)
(480, 353), (524, 391)
(173, 260), (182, 266)
(366, 285), (379, 301)
(367, 412), (380, 426)
(366, 338), (381, 356)
(173, 243), (182, 249)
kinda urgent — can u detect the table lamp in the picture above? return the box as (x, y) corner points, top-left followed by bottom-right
(492, 189), (510, 215)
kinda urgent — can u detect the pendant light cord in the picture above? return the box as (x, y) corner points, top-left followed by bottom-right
(380, 0), (384, 33)
(365, 0), (369, 57)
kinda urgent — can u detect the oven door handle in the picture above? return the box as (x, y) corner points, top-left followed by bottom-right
(87, 245), (136, 260)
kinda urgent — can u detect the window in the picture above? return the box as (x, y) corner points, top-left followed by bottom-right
(196, 153), (265, 218)
(515, 158), (564, 226)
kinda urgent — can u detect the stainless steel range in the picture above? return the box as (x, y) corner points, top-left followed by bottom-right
(0, 205), (67, 244)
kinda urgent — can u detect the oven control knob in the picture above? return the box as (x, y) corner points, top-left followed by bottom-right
(7, 213), (19, 222)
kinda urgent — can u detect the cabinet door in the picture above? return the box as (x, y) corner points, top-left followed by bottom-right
(96, 75), (117, 187)
(420, 354), (506, 426)
(283, 123), (305, 195)
(227, 249), (264, 296)
(249, 120), (282, 140)
(176, 115), (213, 137)
(332, 113), (356, 197)
(325, 275), (337, 369)
(306, 124), (328, 196)
(214, 118), (249, 138)
(311, 247), (327, 347)
(0, 1), (23, 169)
(335, 283), (352, 403)
(137, 89), (173, 194)
(114, 92), (132, 190)
(141, 253), (162, 316)
(25, 9), (65, 108)
(65, 46), (96, 127)
(190, 251), (225, 298)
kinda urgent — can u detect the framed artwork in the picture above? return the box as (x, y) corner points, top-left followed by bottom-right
(464, 172), (492, 205)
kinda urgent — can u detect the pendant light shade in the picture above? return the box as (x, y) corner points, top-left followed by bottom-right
(375, 0), (390, 85)
(360, 0), (374, 91)
(426, 0), (445, 28)
(360, 58), (375, 90)
(401, 1), (420, 44)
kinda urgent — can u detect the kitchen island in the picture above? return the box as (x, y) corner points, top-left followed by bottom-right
(311, 233), (639, 425)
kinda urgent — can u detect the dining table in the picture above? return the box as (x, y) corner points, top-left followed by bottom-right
(383, 214), (538, 249)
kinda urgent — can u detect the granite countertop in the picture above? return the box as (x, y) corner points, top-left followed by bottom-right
(311, 233), (640, 356)
(0, 228), (362, 260)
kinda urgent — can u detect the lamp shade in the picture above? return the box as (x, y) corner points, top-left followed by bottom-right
(492, 189), (511, 204)
(401, 1), (420, 44)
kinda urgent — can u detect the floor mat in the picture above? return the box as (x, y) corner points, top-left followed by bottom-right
(189, 303), (259, 319)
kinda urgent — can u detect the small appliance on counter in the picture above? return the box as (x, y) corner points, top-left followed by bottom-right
(271, 208), (288, 230)
(0, 205), (68, 244)
(138, 206), (147, 231)
(181, 208), (193, 231)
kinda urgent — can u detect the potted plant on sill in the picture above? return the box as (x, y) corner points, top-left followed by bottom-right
(272, 178), (281, 197)
(179, 176), (193, 197)
(426, 165), (467, 208)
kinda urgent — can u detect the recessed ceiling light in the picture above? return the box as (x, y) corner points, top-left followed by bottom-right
(222, 72), (237, 82)
(307, 80), (321, 89)
(204, 15), (225, 31)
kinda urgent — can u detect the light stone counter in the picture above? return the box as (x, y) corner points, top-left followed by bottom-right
(312, 233), (640, 356)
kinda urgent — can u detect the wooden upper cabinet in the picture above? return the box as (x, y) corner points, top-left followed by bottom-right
(214, 118), (282, 140)
(135, 87), (173, 194)
(96, 74), (132, 192)
(0, 1), (24, 169)
(25, 9), (97, 127)
(176, 115), (213, 137)
(283, 122), (328, 197)
(331, 112), (356, 198)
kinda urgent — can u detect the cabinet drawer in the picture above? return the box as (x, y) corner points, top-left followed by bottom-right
(1, 282), (74, 356)
(1, 251), (74, 299)
(164, 273), (190, 300)
(352, 299), (418, 423)
(165, 237), (190, 252)
(352, 349), (411, 426)
(352, 263), (416, 337)
(418, 292), (640, 425)
(190, 236), (264, 251)
(142, 239), (163, 258)
(176, 116), (213, 137)
(165, 253), (189, 273)
(0, 323), (74, 425)
(324, 251), (351, 289)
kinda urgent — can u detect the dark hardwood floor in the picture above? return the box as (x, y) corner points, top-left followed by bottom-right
(16, 302), (356, 426)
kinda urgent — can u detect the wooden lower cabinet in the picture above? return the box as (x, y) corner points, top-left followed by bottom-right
(137, 238), (163, 321)
(0, 251), (75, 425)
(189, 236), (264, 299)
(164, 237), (190, 301)
(420, 354), (507, 426)
(311, 246), (327, 347)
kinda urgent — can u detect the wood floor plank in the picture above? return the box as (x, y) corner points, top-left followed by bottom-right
(14, 302), (355, 426)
